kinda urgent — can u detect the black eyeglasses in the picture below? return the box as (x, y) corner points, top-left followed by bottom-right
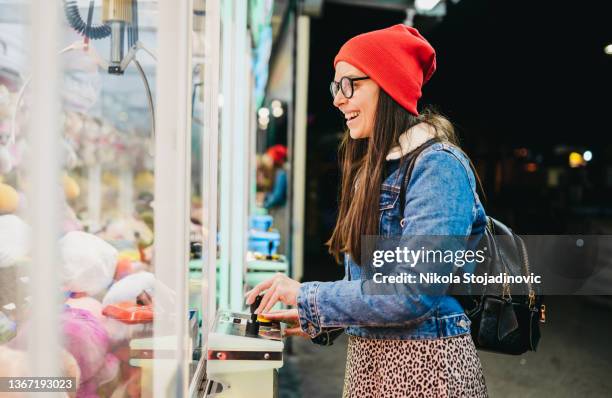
(330, 76), (370, 100)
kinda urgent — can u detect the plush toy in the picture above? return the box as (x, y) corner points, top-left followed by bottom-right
(99, 218), (153, 247)
(0, 311), (16, 343)
(65, 295), (146, 347)
(0, 145), (11, 175)
(102, 272), (155, 306)
(66, 296), (105, 319)
(9, 138), (26, 171)
(63, 174), (81, 200)
(62, 201), (84, 234)
(61, 138), (79, 170)
(64, 111), (85, 142)
(115, 249), (140, 262)
(134, 171), (154, 193)
(0, 216), (29, 323)
(0, 122), (12, 175)
(114, 258), (146, 281)
(62, 308), (119, 397)
(0, 346), (81, 398)
(102, 301), (153, 324)
(102, 271), (175, 314)
(0, 85), (11, 119)
(0, 183), (19, 214)
(0, 215), (29, 268)
(60, 231), (118, 297)
(101, 171), (119, 189)
(66, 296), (150, 398)
(138, 210), (154, 236)
(8, 307), (118, 398)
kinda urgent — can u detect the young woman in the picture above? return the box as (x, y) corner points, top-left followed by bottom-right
(246, 24), (488, 397)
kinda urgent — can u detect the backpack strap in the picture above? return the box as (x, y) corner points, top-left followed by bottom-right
(398, 138), (440, 218)
(398, 139), (486, 224)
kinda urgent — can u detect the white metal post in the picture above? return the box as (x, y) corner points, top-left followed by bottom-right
(153, 0), (193, 396)
(119, 169), (135, 217)
(218, 0), (234, 310)
(202, 0), (221, 336)
(27, 0), (62, 386)
(291, 15), (310, 282)
(229, 0), (249, 311)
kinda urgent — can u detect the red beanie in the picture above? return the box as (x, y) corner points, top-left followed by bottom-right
(266, 144), (287, 166)
(334, 24), (436, 116)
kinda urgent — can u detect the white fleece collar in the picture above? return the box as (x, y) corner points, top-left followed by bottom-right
(385, 123), (438, 161)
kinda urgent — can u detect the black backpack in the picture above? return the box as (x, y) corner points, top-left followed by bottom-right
(399, 139), (544, 355)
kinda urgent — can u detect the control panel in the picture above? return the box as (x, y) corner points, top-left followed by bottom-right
(205, 296), (284, 397)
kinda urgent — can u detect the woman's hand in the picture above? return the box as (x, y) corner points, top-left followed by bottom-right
(245, 273), (301, 314)
(262, 309), (309, 338)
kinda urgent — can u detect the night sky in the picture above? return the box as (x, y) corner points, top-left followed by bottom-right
(307, 0), (612, 148)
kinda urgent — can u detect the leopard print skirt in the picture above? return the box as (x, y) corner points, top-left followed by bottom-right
(343, 334), (488, 398)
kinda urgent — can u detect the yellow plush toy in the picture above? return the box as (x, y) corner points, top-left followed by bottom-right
(63, 174), (81, 200)
(0, 183), (19, 214)
(135, 171), (154, 192)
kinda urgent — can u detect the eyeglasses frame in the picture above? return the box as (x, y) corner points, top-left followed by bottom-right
(330, 76), (370, 100)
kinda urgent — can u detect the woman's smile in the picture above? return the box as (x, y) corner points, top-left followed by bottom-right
(345, 111), (361, 127)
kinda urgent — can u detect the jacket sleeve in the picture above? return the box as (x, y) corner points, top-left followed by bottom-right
(297, 149), (476, 338)
(263, 169), (287, 209)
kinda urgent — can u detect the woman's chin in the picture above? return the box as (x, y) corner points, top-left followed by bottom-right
(349, 128), (365, 139)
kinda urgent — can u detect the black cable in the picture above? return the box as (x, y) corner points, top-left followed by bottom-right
(128, 0), (139, 48)
(85, 0), (95, 40)
(63, 0), (111, 40)
(133, 0), (139, 44)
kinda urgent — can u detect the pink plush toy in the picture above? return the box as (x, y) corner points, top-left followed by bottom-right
(66, 296), (104, 320)
(8, 307), (118, 398)
(66, 295), (149, 346)
(8, 307), (119, 398)
(61, 307), (119, 397)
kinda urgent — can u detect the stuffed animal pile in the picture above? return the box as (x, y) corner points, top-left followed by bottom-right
(0, 220), (165, 397)
(0, 78), (166, 397)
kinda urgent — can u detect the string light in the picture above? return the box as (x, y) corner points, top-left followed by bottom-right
(569, 152), (584, 168)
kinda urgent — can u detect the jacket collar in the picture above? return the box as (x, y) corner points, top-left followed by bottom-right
(385, 122), (437, 161)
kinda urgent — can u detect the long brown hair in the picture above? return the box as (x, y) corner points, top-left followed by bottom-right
(325, 90), (460, 264)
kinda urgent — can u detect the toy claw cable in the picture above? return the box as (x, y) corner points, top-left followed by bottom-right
(11, 0), (157, 155)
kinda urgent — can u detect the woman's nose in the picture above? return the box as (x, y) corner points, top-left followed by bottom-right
(332, 90), (347, 108)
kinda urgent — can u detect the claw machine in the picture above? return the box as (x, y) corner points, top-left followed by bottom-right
(0, 0), (220, 397)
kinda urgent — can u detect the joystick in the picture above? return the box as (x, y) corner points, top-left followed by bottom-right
(246, 295), (262, 336)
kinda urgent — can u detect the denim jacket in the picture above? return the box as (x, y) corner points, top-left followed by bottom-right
(297, 123), (487, 343)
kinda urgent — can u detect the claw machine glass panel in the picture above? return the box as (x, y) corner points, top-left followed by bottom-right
(247, 0), (292, 303)
(0, 1), (92, 393)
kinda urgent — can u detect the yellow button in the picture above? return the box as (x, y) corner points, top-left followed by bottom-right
(257, 315), (272, 323)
